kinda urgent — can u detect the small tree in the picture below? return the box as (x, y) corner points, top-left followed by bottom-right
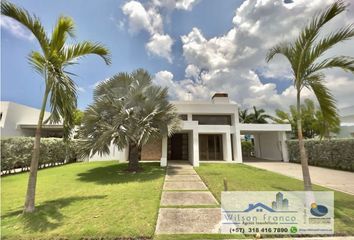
(267, 1), (354, 190)
(79, 69), (181, 171)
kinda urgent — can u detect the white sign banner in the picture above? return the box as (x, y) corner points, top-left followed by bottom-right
(221, 191), (334, 235)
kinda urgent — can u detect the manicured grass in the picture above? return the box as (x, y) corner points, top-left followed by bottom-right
(1, 161), (165, 240)
(195, 163), (354, 236)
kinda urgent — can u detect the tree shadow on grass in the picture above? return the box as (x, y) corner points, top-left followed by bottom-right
(77, 162), (165, 185)
(2, 195), (106, 232)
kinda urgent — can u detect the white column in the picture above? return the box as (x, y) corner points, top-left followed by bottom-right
(279, 132), (289, 162)
(222, 133), (232, 161)
(192, 130), (199, 167)
(187, 113), (193, 121)
(160, 136), (168, 167)
(234, 127), (243, 163)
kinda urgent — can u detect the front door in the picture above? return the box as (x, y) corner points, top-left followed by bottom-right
(168, 133), (189, 160)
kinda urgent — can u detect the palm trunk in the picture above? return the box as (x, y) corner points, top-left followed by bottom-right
(296, 92), (312, 191)
(128, 143), (140, 171)
(23, 87), (49, 213)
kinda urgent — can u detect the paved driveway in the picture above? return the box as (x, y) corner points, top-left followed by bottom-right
(245, 161), (354, 195)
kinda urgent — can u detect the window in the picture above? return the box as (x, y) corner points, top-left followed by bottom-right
(192, 115), (231, 125)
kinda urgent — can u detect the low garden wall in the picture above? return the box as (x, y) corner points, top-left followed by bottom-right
(1, 137), (80, 175)
(287, 139), (354, 171)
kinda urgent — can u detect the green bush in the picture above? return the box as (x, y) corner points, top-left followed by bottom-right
(241, 141), (254, 157)
(287, 139), (354, 171)
(1, 137), (80, 174)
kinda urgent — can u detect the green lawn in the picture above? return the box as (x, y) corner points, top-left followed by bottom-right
(2, 161), (353, 240)
(1, 161), (165, 240)
(195, 163), (354, 236)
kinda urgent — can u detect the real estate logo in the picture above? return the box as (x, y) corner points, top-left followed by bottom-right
(221, 191), (334, 235)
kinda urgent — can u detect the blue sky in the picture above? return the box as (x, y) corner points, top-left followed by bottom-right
(2, 0), (354, 112)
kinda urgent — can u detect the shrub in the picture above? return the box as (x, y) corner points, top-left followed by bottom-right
(287, 139), (354, 171)
(241, 141), (254, 157)
(1, 137), (80, 174)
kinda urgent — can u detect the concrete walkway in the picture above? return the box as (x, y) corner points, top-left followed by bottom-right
(155, 161), (221, 234)
(245, 161), (354, 195)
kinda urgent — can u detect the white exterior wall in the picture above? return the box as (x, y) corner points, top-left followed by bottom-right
(241, 124), (291, 162)
(254, 132), (282, 161)
(86, 143), (127, 162)
(0, 101), (53, 137)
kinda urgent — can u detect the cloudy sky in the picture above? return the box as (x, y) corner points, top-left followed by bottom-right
(1, 0), (354, 113)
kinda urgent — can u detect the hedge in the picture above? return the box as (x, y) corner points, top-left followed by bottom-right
(1, 137), (80, 174)
(241, 141), (254, 157)
(287, 139), (354, 171)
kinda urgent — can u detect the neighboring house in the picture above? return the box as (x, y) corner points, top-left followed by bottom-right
(1, 94), (292, 166)
(0, 101), (127, 162)
(0, 101), (64, 137)
(336, 106), (354, 138)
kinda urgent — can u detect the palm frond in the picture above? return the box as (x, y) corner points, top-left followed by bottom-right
(28, 51), (46, 76)
(305, 74), (338, 125)
(63, 41), (111, 65)
(306, 56), (354, 77)
(1, 1), (50, 55)
(266, 41), (293, 63)
(50, 16), (75, 51)
(309, 24), (354, 63)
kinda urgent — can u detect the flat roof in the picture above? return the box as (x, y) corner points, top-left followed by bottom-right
(239, 123), (291, 132)
(18, 124), (64, 130)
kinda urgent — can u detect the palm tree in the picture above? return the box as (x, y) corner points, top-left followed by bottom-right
(266, 0), (354, 191)
(1, 1), (111, 213)
(238, 109), (252, 123)
(273, 99), (340, 139)
(249, 106), (272, 123)
(79, 69), (181, 171)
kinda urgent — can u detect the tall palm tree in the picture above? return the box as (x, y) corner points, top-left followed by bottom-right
(79, 69), (181, 171)
(266, 0), (354, 191)
(249, 106), (272, 123)
(1, 1), (111, 213)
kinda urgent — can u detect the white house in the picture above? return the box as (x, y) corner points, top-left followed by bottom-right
(0, 101), (64, 137)
(143, 93), (291, 167)
(1, 94), (292, 166)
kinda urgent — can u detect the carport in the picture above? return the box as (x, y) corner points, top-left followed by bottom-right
(239, 123), (292, 162)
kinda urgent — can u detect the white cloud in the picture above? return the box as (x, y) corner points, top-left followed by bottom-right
(185, 64), (200, 80)
(121, 0), (201, 62)
(121, 1), (161, 34)
(160, 0), (354, 114)
(146, 33), (173, 63)
(1, 16), (34, 41)
(152, 0), (199, 11)
(154, 70), (210, 100)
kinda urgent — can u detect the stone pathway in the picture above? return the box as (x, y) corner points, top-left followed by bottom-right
(155, 161), (221, 234)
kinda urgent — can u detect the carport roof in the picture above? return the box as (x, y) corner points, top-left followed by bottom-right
(239, 123), (291, 132)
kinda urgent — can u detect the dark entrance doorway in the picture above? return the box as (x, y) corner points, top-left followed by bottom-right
(199, 134), (223, 160)
(168, 133), (189, 160)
